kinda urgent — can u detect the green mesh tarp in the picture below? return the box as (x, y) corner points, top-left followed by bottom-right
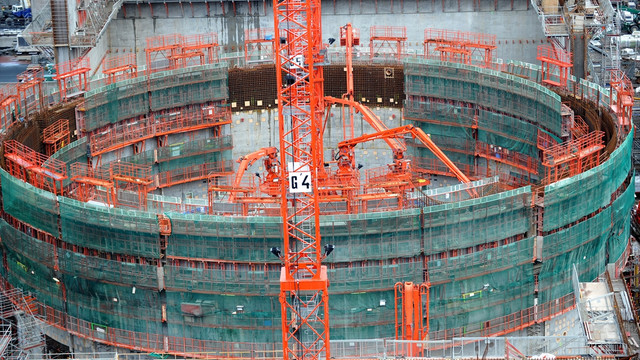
(4, 245), (65, 310)
(423, 187), (532, 254)
(543, 132), (632, 231)
(59, 197), (160, 258)
(0, 169), (59, 236)
(404, 60), (562, 136)
(166, 213), (282, 262)
(58, 248), (158, 289)
(63, 275), (163, 334)
(165, 291), (279, 343)
(0, 219), (55, 269)
(321, 209), (422, 262)
(428, 237), (535, 332)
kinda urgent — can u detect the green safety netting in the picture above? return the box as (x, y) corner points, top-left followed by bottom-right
(59, 197), (160, 258)
(0, 169), (60, 236)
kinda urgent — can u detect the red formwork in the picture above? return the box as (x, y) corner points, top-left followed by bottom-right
(3, 140), (67, 195)
(145, 33), (183, 74)
(537, 45), (572, 88)
(69, 162), (116, 206)
(609, 69), (634, 130)
(54, 57), (91, 100)
(572, 115), (589, 139)
(424, 28), (497, 68)
(102, 53), (138, 85)
(244, 28), (275, 63)
(0, 84), (18, 130)
(370, 26), (407, 60)
(542, 131), (605, 183)
(89, 105), (231, 157)
(155, 160), (233, 189)
(182, 33), (220, 64)
(42, 118), (71, 156)
(16, 67), (44, 116)
(109, 162), (153, 210)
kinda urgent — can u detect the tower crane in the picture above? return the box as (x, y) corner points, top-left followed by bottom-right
(273, 0), (330, 359)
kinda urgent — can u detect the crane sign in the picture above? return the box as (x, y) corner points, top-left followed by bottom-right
(273, 0), (330, 359)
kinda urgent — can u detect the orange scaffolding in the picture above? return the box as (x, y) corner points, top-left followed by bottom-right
(145, 33), (183, 74)
(145, 33), (220, 73)
(182, 33), (220, 64)
(69, 162), (116, 207)
(54, 57), (91, 100)
(89, 105), (231, 157)
(542, 131), (605, 183)
(43, 118), (71, 157)
(370, 26), (406, 60)
(3, 140), (67, 195)
(109, 162), (152, 210)
(102, 53), (138, 85)
(537, 45), (572, 88)
(609, 69), (633, 130)
(16, 67), (44, 116)
(423, 28), (497, 68)
(244, 28), (275, 63)
(0, 84), (18, 130)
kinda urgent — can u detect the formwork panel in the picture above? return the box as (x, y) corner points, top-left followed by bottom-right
(543, 133), (632, 231)
(59, 197), (160, 258)
(63, 276), (163, 334)
(58, 249), (158, 289)
(0, 169), (59, 236)
(321, 210), (422, 262)
(429, 263), (535, 332)
(0, 220), (55, 269)
(423, 187), (532, 254)
(165, 291), (279, 343)
(166, 213), (282, 262)
(4, 246), (64, 310)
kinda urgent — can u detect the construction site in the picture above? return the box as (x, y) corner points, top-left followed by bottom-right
(0, 0), (636, 358)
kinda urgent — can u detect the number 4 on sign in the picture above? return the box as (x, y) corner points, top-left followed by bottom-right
(288, 162), (312, 193)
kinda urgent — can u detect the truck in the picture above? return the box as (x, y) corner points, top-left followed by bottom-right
(1, 0), (31, 27)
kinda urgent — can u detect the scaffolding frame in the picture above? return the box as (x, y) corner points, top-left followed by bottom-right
(70, 162), (116, 207)
(0, 85), (18, 130)
(537, 45), (572, 88)
(370, 26), (406, 60)
(109, 162), (152, 210)
(102, 53), (138, 85)
(42, 118), (71, 157)
(423, 28), (497, 68)
(244, 28), (275, 64)
(542, 131), (605, 183)
(54, 57), (91, 100)
(609, 69), (633, 131)
(3, 140), (67, 196)
(16, 68), (44, 117)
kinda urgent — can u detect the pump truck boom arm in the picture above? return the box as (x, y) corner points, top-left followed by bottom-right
(338, 124), (472, 184)
(228, 146), (278, 202)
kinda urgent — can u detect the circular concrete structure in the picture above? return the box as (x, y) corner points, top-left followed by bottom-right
(0, 49), (633, 356)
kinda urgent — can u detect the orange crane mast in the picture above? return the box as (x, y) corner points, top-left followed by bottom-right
(273, 0), (330, 359)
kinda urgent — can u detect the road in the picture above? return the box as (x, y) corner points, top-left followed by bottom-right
(0, 55), (28, 83)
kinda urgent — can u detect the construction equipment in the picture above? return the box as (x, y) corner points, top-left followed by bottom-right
(273, 0), (330, 360)
(395, 282), (430, 356)
(227, 146), (279, 202)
